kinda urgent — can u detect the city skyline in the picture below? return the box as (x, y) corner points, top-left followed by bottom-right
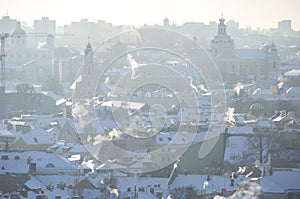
(1, 0), (300, 30)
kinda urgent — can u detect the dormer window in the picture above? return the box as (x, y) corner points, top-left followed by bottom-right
(45, 163), (55, 168)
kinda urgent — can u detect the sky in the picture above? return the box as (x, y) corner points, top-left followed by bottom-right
(1, 0), (300, 30)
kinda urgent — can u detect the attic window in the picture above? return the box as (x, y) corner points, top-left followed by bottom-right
(33, 137), (38, 143)
(45, 163), (55, 168)
(159, 138), (163, 141)
(167, 137), (172, 141)
(1, 155), (9, 160)
(15, 156), (20, 160)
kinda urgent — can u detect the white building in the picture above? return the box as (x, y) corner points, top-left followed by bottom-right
(5, 22), (55, 82)
(34, 17), (56, 35)
(192, 17), (281, 87)
(0, 16), (17, 33)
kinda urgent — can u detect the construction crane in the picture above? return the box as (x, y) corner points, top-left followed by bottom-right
(0, 33), (9, 94)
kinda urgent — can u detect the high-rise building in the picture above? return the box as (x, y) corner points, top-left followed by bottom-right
(278, 20), (292, 33)
(0, 16), (17, 34)
(33, 17), (56, 35)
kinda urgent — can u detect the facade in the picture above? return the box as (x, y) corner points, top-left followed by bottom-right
(278, 19), (292, 33)
(5, 22), (55, 82)
(33, 17), (56, 35)
(71, 42), (97, 99)
(191, 17), (281, 87)
(0, 16), (17, 33)
(63, 19), (113, 47)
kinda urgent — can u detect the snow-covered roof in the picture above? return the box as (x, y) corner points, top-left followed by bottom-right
(96, 163), (112, 171)
(260, 168), (300, 194)
(39, 91), (63, 101)
(99, 119), (118, 129)
(35, 174), (85, 187)
(24, 176), (45, 189)
(99, 100), (146, 111)
(0, 151), (77, 174)
(284, 69), (300, 77)
(0, 124), (15, 137)
(171, 174), (245, 194)
(156, 131), (221, 145)
(224, 136), (249, 164)
(227, 126), (253, 134)
(116, 176), (168, 192)
(13, 127), (54, 145)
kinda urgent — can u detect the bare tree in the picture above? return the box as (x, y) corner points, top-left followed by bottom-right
(237, 129), (281, 165)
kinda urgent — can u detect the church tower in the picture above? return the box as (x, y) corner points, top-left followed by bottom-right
(210, 17), (234, 57)
(72, 41), (96, 99)
(9, 21), (27, 65)
(83, 42), (94, 85)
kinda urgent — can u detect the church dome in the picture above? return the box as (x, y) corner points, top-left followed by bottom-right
(11, 21), (26, 35)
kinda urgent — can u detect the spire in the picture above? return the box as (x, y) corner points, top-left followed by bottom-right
(210, 15), (234, 55)
(84, 39), (93, 63)
(218, 16), (227, 35)
(85, 37), (92, 56)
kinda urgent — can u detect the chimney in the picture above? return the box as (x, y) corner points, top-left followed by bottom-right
(200, 189), (206, 195)
(19, 190), (28, 198)
(21, 125), (31, 134)
(221, 188), (227, 196)
(230, 179), (234, 186)
(7, 122), (12, 131)
(287, 112), (296, 120)
(29, 163), (37, 175)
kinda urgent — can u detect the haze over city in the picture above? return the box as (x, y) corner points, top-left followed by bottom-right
(1, 0), (300, 29)
(1, 1), (300, 199)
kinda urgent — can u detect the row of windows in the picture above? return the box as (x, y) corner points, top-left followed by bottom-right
(11, 39), (25, 45)
(228, 62), (277, 73)
(9, 54), (47, 59)
(211, 40), (233, 44)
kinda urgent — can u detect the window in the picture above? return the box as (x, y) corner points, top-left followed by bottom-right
(273, 61), (276, 69)
(45, 163), (55, 168)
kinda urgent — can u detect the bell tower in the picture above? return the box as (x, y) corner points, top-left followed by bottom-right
(72, 40), (96, 99)
(210, 16), (234, 57)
